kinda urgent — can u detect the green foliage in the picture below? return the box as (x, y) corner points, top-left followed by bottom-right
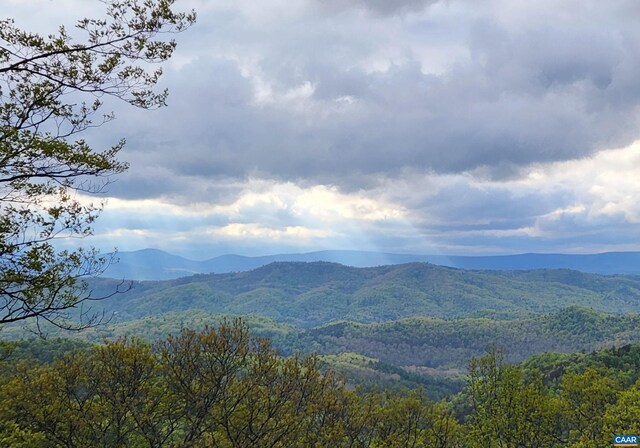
(603, 380), (640, 445)
(319, 353), (466, 399)
(523, 343), (640, 388)
(0, 0), (195, 331)
(466, 348), (564, 447)
(7, 305), (640, 392)
(0, 321), (341, 447)
(0, 337), (93, 378)
(71, 262), (640, 329)
(5, 322), (640, 446)
(560, 368), (621, 447)
(0, 321), (469, 447)
(295, 307), (640, 370)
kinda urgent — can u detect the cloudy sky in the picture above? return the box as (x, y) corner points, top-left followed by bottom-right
(10, 0), (640, 258)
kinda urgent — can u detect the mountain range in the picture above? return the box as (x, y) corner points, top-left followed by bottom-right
(79, 261), (640, 328)
(102, 248), (640, 280)
(10, 260), (640, 392)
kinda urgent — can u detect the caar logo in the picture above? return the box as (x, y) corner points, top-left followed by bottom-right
(614, 435), (639, 447)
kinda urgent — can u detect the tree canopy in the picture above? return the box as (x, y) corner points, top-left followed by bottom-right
(2, 322), (639, 447)
(0, 0), (195, 332)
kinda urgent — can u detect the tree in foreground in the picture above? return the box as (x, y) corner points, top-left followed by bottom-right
(466, 347), (565, 448)
(0, 0), (196, 331)
(6, 322), (640, 447)
(0, 321), (341, 446)
(0, 320), (468, 447)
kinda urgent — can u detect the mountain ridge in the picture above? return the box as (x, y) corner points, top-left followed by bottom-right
(102, 248), (640, 280)
(82, 260), (640, 328)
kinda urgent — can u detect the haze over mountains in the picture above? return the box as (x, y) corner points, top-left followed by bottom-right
(103, 248), (640, 280)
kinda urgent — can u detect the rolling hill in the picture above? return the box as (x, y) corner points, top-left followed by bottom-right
(82, 261), (640, 328)
(11, 306), (640, 373)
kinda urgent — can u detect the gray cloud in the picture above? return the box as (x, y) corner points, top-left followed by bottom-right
(40, 0), (640, 255)
(97, 0), (640, 199)
(315, 0), (441, 16)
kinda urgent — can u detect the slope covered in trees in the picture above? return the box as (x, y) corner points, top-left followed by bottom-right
(295, 306), (640, 368)
(70, 262), (640, 328)
(7, 307), (640, 377)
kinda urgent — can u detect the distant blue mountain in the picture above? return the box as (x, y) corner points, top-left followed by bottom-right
(100, 249), (640, 280)
(101, 249), (204, 280)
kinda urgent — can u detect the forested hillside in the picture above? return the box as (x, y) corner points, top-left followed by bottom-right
(5, 261), (640, 444)
(79, 262), (640, 327)
(7, 306), (640, 395)
(295, 306), (640, 368)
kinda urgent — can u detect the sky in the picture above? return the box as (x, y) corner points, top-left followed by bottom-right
(8, 0), (640, 259)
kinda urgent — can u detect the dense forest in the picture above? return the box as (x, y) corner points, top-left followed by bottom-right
(10, 261), (640, 330)
(2, 320), (640, 447)
(6, 305), (640, 392)
(2, 263), (640, 416)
